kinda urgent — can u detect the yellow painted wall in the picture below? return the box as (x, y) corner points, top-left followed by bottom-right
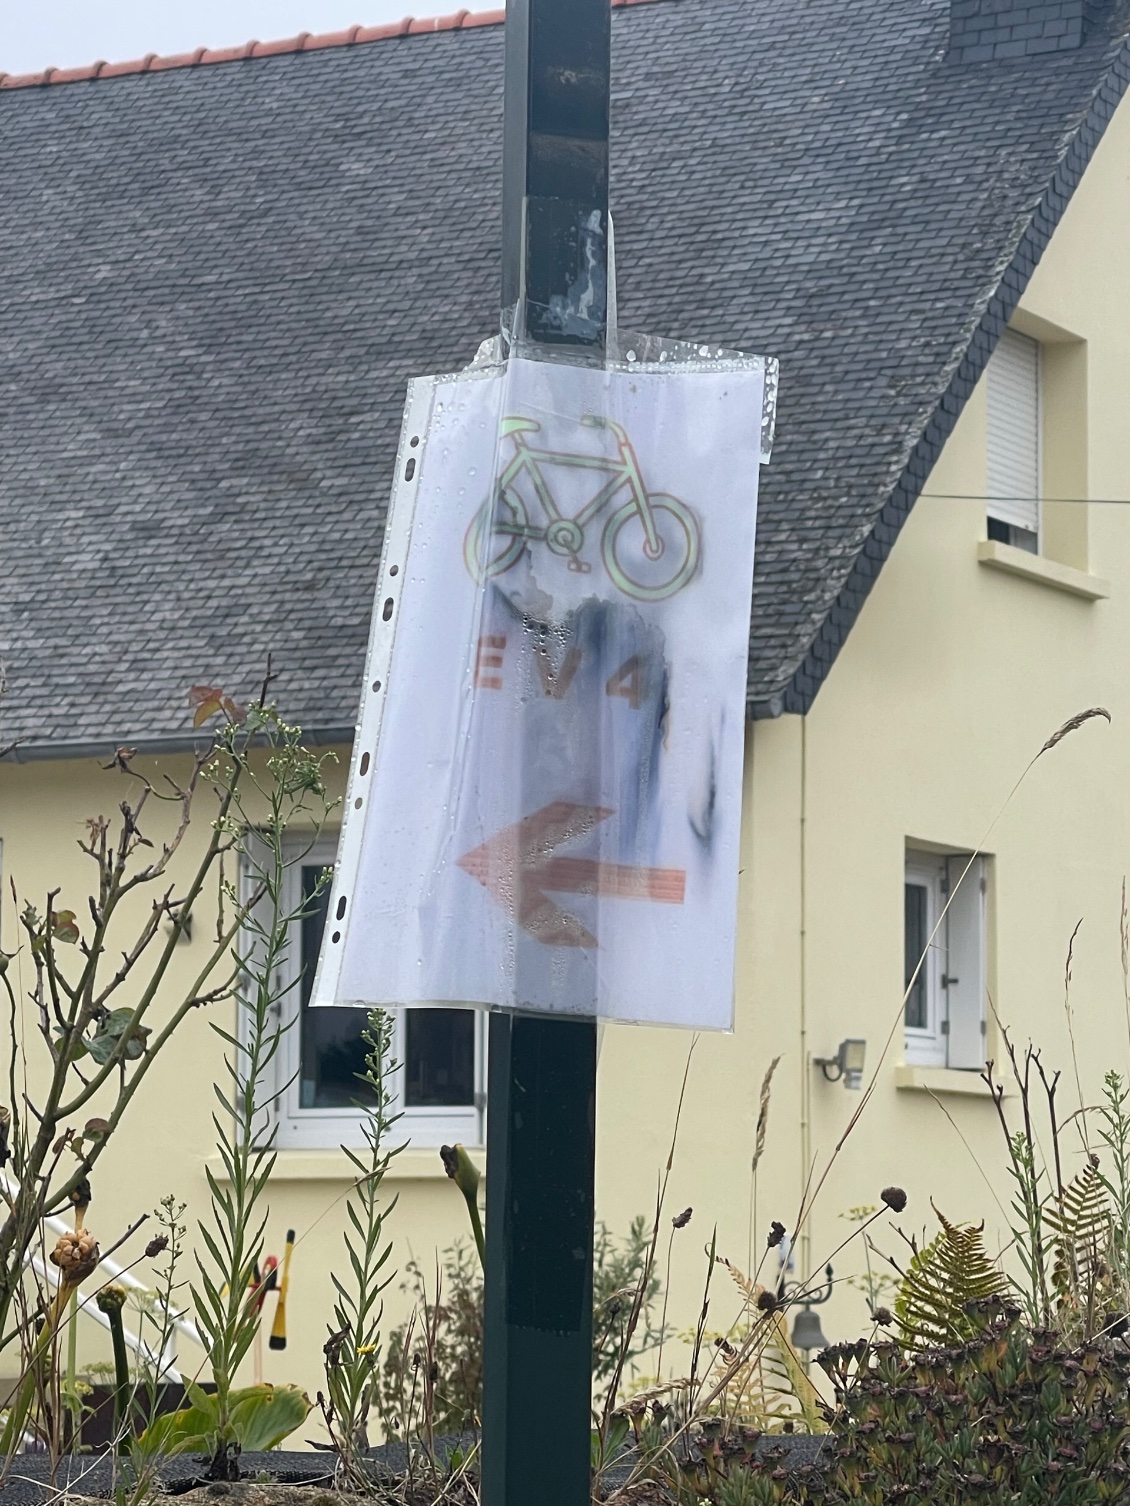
(597, 81), (1130, 1357)
(3, 86), (1130, 1437)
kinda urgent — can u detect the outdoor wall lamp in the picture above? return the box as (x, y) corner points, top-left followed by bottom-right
(813, 1038), (867, 1089)
(787, 1263), (835, 1352)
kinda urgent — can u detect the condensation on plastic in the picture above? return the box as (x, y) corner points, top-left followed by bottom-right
(490, 313), (777, 464)
(311, 328), (777, 1031)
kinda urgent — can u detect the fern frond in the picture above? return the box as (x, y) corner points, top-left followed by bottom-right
(1044, 1154), (1111, 1318)
(894, 1203), (1008, 1349)
(721, 1255), (760, 1308)
(715, 1258), (824, 1432)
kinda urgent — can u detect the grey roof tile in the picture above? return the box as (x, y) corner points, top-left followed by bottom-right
(1, 0), (1129, 753)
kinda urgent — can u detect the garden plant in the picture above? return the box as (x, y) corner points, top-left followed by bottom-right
(2, 702), (1128, 1506)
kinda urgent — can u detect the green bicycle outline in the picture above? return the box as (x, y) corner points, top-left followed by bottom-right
(462, 414), (702, 602)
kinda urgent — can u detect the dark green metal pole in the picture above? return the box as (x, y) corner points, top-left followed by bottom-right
(499, 0), (610, 349)
(483, 1013), (598, 1504)
(482, 4), (610, 1504)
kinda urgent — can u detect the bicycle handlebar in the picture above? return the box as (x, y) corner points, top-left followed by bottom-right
(581, 414), (628, 443)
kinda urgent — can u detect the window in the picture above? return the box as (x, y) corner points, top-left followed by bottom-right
(904, 851), (986, 1070)
(986, 328), (1041, 554)
(251, 836), (484, 1150)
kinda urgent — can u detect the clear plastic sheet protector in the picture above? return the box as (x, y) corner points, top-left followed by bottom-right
(311, 339), (778, 1031)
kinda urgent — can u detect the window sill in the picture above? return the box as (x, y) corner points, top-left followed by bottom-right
(206, 1147), (482, 1183)
(894, 1065), (1003, 1098)
(977, 541), (1109, 601)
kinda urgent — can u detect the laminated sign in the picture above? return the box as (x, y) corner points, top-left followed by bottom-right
(313, 348), (776, 1029)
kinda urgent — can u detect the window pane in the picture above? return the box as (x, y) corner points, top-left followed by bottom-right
(405, 1009), (475, 1107)
(904, 882), (928, 1030)
(298, 863), (377, 1109)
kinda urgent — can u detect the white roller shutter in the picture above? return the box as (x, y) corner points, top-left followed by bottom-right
(987, 329), (1040, 535)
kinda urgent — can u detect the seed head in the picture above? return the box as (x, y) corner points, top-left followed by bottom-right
(50, 1230), (99, 1285)
(95, 1284), (127, 1316)
(145, 1234), (170, 1259)
(881, 1186), (907, 1213)
(756, 1289), (779, 1315)
(440, 1143), (480, 1199)
(766, 1220), (786, 1248)
(672, 1207), (693, 1230)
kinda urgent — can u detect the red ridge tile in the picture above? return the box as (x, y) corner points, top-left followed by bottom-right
(1, 70), (51, 88)
(409, 9), (468, 31)
(356, 20), (414, 41)
(149, 48), (209, 72)
(0, 0), (669, 91)
(252, 34), (309, 57)
(48, 62), (103, 83)
(302, 26), (362, 51)
(98, 53), (158, 78)
(196, 41), (257, 65)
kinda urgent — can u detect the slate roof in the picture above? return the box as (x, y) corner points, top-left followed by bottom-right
(2, 0), (1129, 756)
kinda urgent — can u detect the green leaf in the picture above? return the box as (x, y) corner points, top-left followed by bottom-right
(135, 1385), (219, 1456)
(895, 1203), (1009, 1348)
(228, 1384), (312, 1452)
(136, 1384), (308, 1457)
(1045, 1153), (1111, 1317)
(189, 686), (226, 728)
(86, 1008), (150, 1065)
(51, 910), (80, 945)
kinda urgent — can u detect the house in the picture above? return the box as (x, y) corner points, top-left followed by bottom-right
(3, 0), (1130, 1413)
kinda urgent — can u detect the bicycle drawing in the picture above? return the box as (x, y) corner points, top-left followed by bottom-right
(463, 415), (702, 602)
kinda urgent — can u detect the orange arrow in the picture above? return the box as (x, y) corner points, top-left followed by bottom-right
(456, 801), (685, 948)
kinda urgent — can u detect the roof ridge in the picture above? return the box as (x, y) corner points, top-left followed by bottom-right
(0, 0), (668, 90)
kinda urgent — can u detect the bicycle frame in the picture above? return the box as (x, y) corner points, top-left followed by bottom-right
(501, 419), (662, 557)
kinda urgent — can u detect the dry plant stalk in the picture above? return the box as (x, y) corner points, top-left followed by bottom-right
(0, 711), (247, 1344)
(598, 1037), (697, 1441)
(0, 678), (333, 1466)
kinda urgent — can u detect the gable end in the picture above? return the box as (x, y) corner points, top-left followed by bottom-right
(752, 31), (1130, 720)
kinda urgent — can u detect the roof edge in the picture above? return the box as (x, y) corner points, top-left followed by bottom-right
(0, 0), (668, 90)
(1, 725), (356, 764)
(748, 24), (1130, 723)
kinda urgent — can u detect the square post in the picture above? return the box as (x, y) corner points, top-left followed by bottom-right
(482, 1012), (598, 1504)
(482, 3), (610, 1503)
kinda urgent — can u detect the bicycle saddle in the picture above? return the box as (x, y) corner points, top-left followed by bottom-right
(500, 416), (541, 436)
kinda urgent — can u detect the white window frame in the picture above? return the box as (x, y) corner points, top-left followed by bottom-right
(904, 857), (946, 1067)
(903, 851), (987, 1071)
(244, 834), (486, 1151)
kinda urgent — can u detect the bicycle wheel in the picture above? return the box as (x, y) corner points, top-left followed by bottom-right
(463, 485), (530, 584)
(601, 494), (701, 601)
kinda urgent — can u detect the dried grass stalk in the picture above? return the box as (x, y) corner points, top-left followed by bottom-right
(1037, 706), (1111, 758)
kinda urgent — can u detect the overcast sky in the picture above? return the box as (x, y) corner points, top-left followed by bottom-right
(1, 0), (494, 75)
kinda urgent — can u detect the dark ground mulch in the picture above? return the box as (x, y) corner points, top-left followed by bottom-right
(0, 1451), (334, 1503)
(0, 1433), (830, 1502)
